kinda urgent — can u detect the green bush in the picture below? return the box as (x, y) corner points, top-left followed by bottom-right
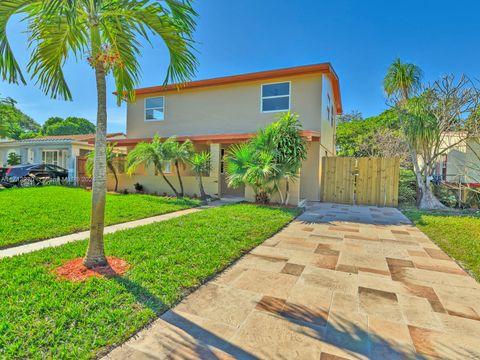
(433, 184), (457, 208)
(398, 169), (416, 205)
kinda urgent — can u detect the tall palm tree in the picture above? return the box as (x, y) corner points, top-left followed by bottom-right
(384, 58), (423, 103)
(86, 143), (119, 192)
(127, 134), (180, 197)
(163, 137), (194, 197)
(189, 151), (211, 200)
(0, 0), (197, 267)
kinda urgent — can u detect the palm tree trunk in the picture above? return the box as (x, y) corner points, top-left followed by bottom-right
(197, 174), (207, 200)
(175, 160), (184, 197)
(159, 167), (180, 197)
(109, 163), (118, 192)
(84, 63), (108, 268)
(285, 180), (290, 205)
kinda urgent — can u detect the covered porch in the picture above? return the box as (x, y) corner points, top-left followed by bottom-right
(102, 131), (321, 205)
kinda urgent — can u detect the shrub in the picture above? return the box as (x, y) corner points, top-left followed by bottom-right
(398, 169), (417, 205)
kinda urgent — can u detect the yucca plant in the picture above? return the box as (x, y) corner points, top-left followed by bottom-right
(189, 151), (211, 200)
(0, 0), (197, 267)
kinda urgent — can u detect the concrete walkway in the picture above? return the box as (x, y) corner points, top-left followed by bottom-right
(0, 198), (240, 259)
(104, 202), (480, 360)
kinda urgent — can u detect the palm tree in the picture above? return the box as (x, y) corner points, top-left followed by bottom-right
(0, 0), (197, 267)
(85, 143), (119, 192)
(384, 58), (423, 103)
(163, 137), (194, 197)
(189, 151), (211, 200)
(226, 143), (278, 204)
(384, 59), (445, 209)
(127, 134), (180, 197)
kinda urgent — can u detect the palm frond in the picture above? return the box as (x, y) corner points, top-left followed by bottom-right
(26, 6), (88, 100)
(0, 0), (35, 84)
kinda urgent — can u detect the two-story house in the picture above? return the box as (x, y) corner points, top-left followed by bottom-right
(109, 63), (342, 205)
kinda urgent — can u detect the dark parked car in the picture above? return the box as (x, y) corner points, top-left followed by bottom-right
(1, 164), (68, 187)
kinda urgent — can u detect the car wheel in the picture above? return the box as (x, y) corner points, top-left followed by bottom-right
(19, 177), (36, 188)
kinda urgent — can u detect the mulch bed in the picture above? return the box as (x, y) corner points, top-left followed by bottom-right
(55, 256), (129, 282)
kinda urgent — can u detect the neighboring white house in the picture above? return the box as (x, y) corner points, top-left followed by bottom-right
(0, 133), (125, 181)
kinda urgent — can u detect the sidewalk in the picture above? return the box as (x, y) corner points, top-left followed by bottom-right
(0, 197), (241, 259)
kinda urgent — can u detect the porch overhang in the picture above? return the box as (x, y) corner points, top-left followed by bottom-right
(97, 130), (321, 147)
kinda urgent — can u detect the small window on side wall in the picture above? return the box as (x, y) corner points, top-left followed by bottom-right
(145, 96), (165, 121)
(261, 82), (290, 113)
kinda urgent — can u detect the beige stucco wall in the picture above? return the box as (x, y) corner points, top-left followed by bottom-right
(320, 74), (337, 155)
(107, 173), (219, 198)
(127, 74), (324, 138)
(446, 137), (480, 183)
(299, 141), (321, 201)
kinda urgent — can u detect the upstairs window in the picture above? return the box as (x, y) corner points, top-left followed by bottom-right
(261, 82), (290, 113)
(145, 96), (165, 121)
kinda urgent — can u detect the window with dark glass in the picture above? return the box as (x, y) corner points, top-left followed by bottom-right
(261, 82), (290, 112)
(145, 96), (165, 121)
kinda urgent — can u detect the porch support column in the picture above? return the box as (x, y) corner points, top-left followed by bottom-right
(209, 143), (221, 198)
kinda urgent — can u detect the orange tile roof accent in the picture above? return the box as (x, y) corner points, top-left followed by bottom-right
(103, 130), (321, 147)
(130, 63), (342, 113)
(18, 132), (125, 143)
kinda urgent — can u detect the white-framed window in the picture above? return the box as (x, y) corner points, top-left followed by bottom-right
(261, 81), (290, 113)
(145, 96), (165, 121)
(42, 150), (59, 166)
(163, 161), (171, 174)
(42, 150), (68, 168)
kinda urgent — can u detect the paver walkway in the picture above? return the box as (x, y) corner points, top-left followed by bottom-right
(104, 202), (480, 360)
(0, 198), (240, 259)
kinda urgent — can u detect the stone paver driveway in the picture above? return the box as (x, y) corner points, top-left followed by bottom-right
(105, 203), (480, 360)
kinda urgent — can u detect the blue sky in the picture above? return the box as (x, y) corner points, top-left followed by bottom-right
(1, 0), (479, 133)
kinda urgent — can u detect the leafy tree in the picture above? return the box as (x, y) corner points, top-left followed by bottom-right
(0, 97), (41, 139)
(6, 152), (21, 166)
(127, 135), (182, 197)
(86, 143), (119, 192)
(1, 0), (197, 267)
(384, 59), (480, 209)
(189, 152), (211, 200)
(163, 137), (194, 197)
(43, 117), (95, 135)
(336, 110), (363, 124)
(336, 109), (409, 165)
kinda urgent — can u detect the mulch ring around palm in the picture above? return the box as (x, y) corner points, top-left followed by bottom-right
(54, 256), (129, 282)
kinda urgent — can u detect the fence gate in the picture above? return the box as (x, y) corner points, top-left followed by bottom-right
(76, 156), (92, 188)
(321, 157), (400, 207)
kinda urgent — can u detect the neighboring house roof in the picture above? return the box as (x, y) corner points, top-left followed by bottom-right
(0, 133), (126, 146)
(129, 63), (343, 113)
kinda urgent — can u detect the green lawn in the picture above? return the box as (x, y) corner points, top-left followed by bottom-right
(403, 208), (480, 281)
(0, 204), (300, 359)
(0, 186), (201, 248)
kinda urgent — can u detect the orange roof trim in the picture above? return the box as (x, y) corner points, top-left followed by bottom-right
(131, 63), (342, 113)
(100, 130), (321, 147)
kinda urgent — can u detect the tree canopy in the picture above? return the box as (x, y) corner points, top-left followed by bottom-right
(42, 116), (95, 136)
(0, 97), (41, 139)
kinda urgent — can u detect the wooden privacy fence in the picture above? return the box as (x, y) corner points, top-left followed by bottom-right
(76, 156), (92, 188)
(321, 157), (400, 207)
